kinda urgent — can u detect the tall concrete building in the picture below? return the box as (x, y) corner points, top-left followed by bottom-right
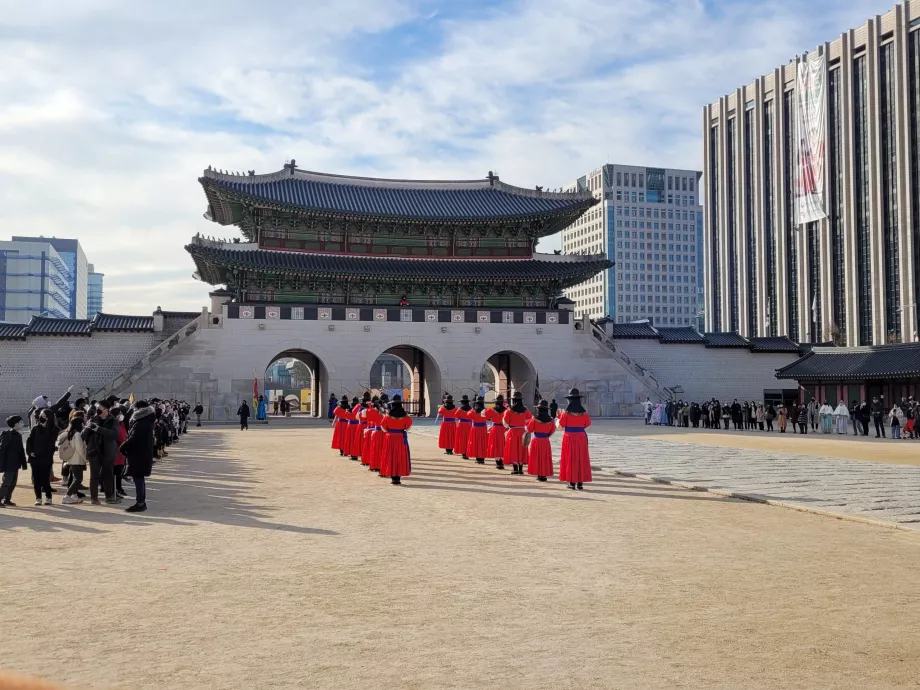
(87, 264), (104, 316)
(703, 1), (920, 345)
(560, 164), (703, 325)
(0, 239), (75, 322)
(12, 236), (88, 319)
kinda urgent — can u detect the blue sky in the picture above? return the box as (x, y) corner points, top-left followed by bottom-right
(0, 0), (897, 313)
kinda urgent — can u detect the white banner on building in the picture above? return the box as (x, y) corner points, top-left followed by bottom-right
(794, 52), (827, 225)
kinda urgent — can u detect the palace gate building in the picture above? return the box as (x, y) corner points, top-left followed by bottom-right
(0, 163), (807, 420)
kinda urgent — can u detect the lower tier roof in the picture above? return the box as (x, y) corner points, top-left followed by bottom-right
(775, 343), (920, 381)
(186, 244), (613, 288)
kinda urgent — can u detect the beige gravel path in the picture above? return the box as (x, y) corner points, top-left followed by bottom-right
(1, 425), (919, 689)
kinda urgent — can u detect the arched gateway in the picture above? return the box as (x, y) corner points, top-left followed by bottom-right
(111, 162), (660, 420)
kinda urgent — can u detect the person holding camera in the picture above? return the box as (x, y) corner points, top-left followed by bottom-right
(82, 399), (120, 505)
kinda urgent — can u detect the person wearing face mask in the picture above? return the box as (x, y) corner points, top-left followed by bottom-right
(82, 400), (120, 505)
(26, 410), (57, 505)
(0, 416), (28, 507)
(120, 400), (156, 513)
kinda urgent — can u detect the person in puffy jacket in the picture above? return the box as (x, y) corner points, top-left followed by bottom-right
(58, 416), (88, 505)
(120, 401), (156, 513)
(0, 415), (28, 507)
(26, 409), (57, 505)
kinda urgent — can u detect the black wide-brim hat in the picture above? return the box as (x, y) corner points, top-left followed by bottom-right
(445, 395), (453, 402)
(537, 399), (549, 409)
(495, 394), (504, 402)
(511, 391), (523, 401)
(459, 394), (470, 402)
(565, 388), (583, 400)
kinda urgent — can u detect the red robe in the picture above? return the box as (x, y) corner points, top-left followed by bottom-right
(362, 407), (382, 467)
(558, 411), (592, 483)
(331, 407), (349, 450)
(526, 418), (555, 477)
(485, 407), (506, 459)
(380, 415), (413, 477)
(369, 423), (386, 471)
(342, 407), (359, 454)
(438, 406), (459, 449)
(454, 408), (472, 456)
(502, 409), (533, 465)
(348, 404), (365, 458)
(465, 409), (489, 458)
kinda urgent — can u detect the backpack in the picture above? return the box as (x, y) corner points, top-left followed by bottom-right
(57, 434), (75, 462)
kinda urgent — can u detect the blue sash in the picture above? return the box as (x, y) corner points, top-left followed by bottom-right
(534, 432), (552, 438)
(335, 418), (347, 424)
(563, 427), (585, 433)
(472, 422), (487, 428)
(347, 420), (359, 425)
(442, 418), (456, 423)
(458, 418), (471, 424)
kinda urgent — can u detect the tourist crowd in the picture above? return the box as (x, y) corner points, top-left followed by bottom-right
(644, 396), (919, 439)
(0, 388), (194, 512)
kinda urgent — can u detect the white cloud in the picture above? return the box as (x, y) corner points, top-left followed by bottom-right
(0, 0), (899, 312)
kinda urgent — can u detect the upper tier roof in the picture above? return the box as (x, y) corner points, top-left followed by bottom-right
(0, 312), (160, 340)
(186, 241), (612, 287)
(200, 164), (597, 225)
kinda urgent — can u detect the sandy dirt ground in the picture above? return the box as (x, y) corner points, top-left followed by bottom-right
(588, 419), (920, 465)
(2, 426), (920, 689)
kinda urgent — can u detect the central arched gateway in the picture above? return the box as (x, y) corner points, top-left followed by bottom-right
(482, 350), (538, 404)
(264, 348), (329, 417)
(367, 344), (443, 417)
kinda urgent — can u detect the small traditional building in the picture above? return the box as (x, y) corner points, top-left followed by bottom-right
(775, 343), (920, 405)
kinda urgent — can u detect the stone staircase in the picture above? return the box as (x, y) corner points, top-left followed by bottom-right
(91, 316), (203, 400)
(587, 321), (673, 402)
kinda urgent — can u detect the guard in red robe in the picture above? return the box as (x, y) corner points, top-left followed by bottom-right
(362, 396), (382, 468)
(437, 395), (459, 454)
(380, 395), (413, 485)
(369, 396), (388, 474)
(485, 395), (506, 464)
(352, 392), (371, 461)
(454, 395), (473, 460)
(558, 388), (592, 490)
(466, 396), (490, 463)
(526, 400), (555, 481)
(502, 391), (533, 474)
(331, 397), (350, 455)
(342, 397), (360, 459)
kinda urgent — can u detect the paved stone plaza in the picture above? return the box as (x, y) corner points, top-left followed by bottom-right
(2, 425), (920, 689)
(413, 420), (920, 530)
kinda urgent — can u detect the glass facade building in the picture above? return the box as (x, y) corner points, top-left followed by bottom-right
(560, 163), (704, 325)
(11, 236), (88, 319)
(87, 263), (104, 316)
(703, 2), (920, 345)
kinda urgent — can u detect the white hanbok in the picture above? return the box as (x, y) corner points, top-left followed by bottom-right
(819, 404), (834, 433)
(832, 402), (850, 434)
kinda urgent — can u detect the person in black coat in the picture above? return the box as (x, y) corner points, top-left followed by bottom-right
(26, 409), (57, 505)
(194, 403), (204, 427)
(120, 401), (156, 513)
(237, 401), (250, 430)
(0, 415), (28, 507)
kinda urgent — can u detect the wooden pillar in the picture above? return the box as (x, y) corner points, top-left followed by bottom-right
(312, 354), (320, 418)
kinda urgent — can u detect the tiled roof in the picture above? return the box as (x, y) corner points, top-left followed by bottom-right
(91, 314), (155, 331)
(749, 336), (802, 353)
(160, 311), (201, 319)
(606, 322), (660, 339)
(201, 167), (596, 223)
(26, 317), (92, 336)
(656, 327), (706, 343)
(703, 332), (750, 348)
(775, 343), (920, 381)
(0, 323), (27, 340)
(186, 244), (612, 286)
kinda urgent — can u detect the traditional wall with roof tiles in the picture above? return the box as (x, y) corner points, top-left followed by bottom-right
(0, 332), (159, 418)
(613, 340), (801, 402)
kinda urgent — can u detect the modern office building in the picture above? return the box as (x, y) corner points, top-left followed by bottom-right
(0, 239), (75, 323)
(703, 1), (920, 345)
(12, 236), (88, 319)
(87, 264), (104, 316)
(560, 164), (703, 325)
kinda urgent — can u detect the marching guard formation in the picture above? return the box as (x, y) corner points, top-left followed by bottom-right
(330, 387), (592, 490)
